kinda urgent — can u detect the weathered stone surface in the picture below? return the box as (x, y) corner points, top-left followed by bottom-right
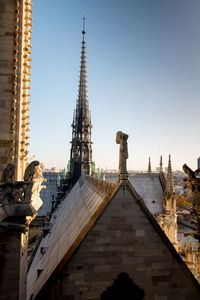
(0, 1), (14, 179)
(35, 183), (200, 299)
(0, 0), (32, 181)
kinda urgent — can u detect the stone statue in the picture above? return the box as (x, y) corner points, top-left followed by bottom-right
(24, 160), (40, 182)
(183, 164), (200, 179)
(31, 163), (46, 196)
(183, 163), (200, 241)
(1, 163), (15, 182)
(116, 131), (129, 180)
(183, 164), (200, 203)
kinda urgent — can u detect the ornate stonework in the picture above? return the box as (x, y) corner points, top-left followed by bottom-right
(0, 0), (33, 181)
(183, 164), (200, 205)
(157, 155), (178, 249)
(69, 26), (92, 184)
(0, 161), (45, 222)
(0, 160), (44, 300)
(183, 164), (200, 241)
(181, 163), (200, 282)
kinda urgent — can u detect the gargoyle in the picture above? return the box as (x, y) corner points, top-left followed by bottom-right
(24, 161), (40, 182)
(182, 163), (200, 241)
(183, 164), (200, 196)
(1, 163), (15, 182)
(183, 164), (196, 179)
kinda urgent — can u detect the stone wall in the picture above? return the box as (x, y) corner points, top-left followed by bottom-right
(0, 0), (15, 176)
(0, 227), (21, 300)
(36, 184), (200, 300)
(19, 231), (29, 300)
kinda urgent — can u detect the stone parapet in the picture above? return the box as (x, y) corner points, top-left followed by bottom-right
(0, 161), (45, 221)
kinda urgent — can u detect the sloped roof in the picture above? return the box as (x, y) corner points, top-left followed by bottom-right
(28, 174), (200, 299)
(27, 175), (117, 299)
(129, 174), (164, 214)
(106, 173), (164, 215)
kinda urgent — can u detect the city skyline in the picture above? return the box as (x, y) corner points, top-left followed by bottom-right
(29, 0), (200, 171)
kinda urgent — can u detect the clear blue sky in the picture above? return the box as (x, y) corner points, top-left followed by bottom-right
(29, 0), (200, 171)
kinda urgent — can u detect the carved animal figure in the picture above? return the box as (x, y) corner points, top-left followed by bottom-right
(1, 163), (15, 182)
(24, 160), (40, 182)
(183, 164), (196, 179)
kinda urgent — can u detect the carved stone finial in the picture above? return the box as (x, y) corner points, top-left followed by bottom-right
(116, 131), (129, 181)
(1, 163), (15, 182)
(24, 160), (40, 182)
(165, 154), (175, 196)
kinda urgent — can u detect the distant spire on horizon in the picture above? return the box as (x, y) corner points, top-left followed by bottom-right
(160, 155), (163, 173)
(148, 157), (152, 174)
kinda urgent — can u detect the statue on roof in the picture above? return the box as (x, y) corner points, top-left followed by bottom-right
(183, 164), (200, 204)
(24, 160), (40, 182)
(116, 131), (129, 181)
(24, 161), (46, 200)
(183, 164), (200, 180)
(183, 163), (200, 241)
(1, 163), (15, 182)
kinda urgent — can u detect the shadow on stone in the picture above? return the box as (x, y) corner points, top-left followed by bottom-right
(101, 272), (144, 300)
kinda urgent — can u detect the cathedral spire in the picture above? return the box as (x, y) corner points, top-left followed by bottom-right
(166, 154), (175, 194)
(70, 19), (92, 184)
(148, 157), (152, 174)
(78, 16), (87, 113)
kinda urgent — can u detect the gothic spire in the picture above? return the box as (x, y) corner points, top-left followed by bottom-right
(166, 154), (175, 194)
(77, 18), (88, 118)
(70, 19), (92, 184)
(148, 157), (152, 174)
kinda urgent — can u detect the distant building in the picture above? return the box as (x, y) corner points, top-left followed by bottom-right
(198, 157), (200, 169)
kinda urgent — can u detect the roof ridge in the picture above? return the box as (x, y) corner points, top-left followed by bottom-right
(85, 175), (116, 195)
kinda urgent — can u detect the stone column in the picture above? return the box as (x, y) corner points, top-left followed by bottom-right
(0, 161), (45, 300)
(0, 220), (29, 300)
